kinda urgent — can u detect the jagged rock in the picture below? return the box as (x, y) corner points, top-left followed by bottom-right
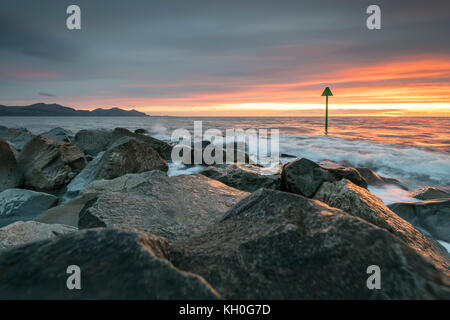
(17, 135), (86, 191)
(201, 163), (280, 192)
(79, 172), (249, 242)
(36, 194), (98, 227)
(0, 189), (58, 227)
(0, 228), (220, 299)
(74, 129), (111, 156)
(410, 187), (450, 200)
(313, 179), (449, 274)
(0, 139), (23, 192)
(171, 189), (450, 299)
(389, 199), (450, 243)
(280, 158), (367, 197)
(67, 138), (168, 194)
(0, 126), (34, 151)
(0, 221), (76, 250)
(42, 127), (73, 143)
(356, 167), (407, 190)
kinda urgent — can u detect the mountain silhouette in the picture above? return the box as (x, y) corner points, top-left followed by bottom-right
(0, 103), (149, 117)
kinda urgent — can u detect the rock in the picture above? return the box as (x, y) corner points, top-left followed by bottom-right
(17, 135), (86, 191)
(388, 199), (450, 243)
(280, 158), (367, 198)
(74, 127), (173, 160)
(67, 138), (168, 194)
(0, 126), (34, 151)
(79, 171), (249, 242)
(0, 228), (219, 299)
(171, 189), (450, 299)
(0, 221), (76, 250)
(355, 167), (408, 190)
(201, 163), (280, 192)
(0, 189), (58, 227)
(0, 139), (23, 192)
(100, 137), (168, 178)
(80, 171), (158, 195)
(110, 128), (172, 160)
(410, 187), (450, 200)
(74, 129), (111, 156)
(176, 141), (251, 166)
(66, 152), (104, 194)
(313, 179), (449, 274)
(36, 194), (98, 227)
(42, 127), (73, 143)
(134, 128), (148, 134)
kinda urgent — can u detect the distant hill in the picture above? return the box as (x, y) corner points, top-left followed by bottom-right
(0, 103), (149, 117)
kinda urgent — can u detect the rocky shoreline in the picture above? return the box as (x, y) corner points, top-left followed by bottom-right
(0, 126), (449, 299)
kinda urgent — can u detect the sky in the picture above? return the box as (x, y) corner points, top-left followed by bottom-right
(0, 0), (449, 116)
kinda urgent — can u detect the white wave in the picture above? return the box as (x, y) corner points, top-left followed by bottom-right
(438, 241), (450, 253)
(168, 162), (204, 177)
(275, 135), (450, 190)
(368, 185), (418, 205)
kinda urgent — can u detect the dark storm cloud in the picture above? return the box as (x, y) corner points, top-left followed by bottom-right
(0, 0), (449, 104)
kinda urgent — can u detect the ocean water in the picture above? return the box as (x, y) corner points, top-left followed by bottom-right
(1, 116), (449, 197)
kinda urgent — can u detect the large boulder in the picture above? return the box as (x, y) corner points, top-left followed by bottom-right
(201, 163), (280, 192)
(0, 139), (23, 192)
(42, 127), (73, 143)
(0, 189), (58, 227)
(175, 140), (250, 166)
(171, 189), (450, 299)
(410, 187), (450, 200)
(109, 128), (172, 160)
(74, 129), (111, 156)
(0, 228), (219, 299)
(0, 221), (76, 250)
(79, 171), (249, 242)
(74, 127), (172, 160)
(0, 126), (34, 151)
(66, 152), (104, 194)
(17, 135), (86, 191)
(313, 179), (449, 274)
(389, 199), (450, 243)
(67, 138), (168, 194)
(281, 158), (367, 198)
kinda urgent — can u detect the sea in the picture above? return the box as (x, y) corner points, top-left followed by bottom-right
(1, 116), (449, 204)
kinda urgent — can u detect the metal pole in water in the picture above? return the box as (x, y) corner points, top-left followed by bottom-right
(321, 87), (333, 135)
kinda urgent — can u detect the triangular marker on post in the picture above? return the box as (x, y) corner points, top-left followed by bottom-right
(321, 87), (333, 97)
(321, 87), (333, 135)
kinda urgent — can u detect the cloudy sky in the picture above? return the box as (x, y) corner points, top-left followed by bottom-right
(0, 0), (449, 115)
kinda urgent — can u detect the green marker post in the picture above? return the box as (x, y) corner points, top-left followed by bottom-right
(321, 87), (333, 135)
